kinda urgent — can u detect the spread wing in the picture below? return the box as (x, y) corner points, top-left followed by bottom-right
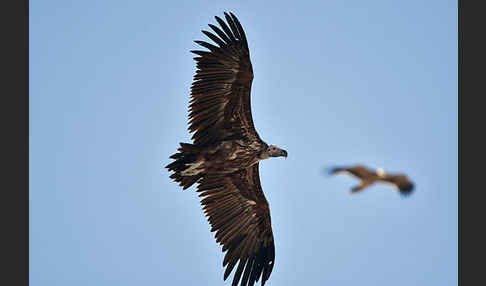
(189, 12), (261, 147)
(330, 165), (376, 180)
(197, 163), (275, 286)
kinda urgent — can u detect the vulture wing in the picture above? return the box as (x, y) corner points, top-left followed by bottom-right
(189, 12), (261, 147)
(198, 163), (275, 286)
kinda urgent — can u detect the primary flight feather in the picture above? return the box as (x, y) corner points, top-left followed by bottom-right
(166, 12), (287, 286)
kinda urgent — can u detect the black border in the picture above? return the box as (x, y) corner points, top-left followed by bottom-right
(3, 0), (28, 285)
(458, 1), (461, 284)
(459, 0), (483, 285)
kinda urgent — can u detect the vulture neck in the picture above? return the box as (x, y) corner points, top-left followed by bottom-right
(257, 145), (271, 160)
(258, 152), (271, 160)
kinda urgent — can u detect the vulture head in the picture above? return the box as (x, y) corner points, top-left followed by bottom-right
(260, 144), (288, 159)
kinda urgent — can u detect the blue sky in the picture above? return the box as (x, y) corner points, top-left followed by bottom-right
(30, 1), (457, 285)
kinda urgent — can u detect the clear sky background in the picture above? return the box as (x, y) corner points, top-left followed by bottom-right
(30, 1), (457, 285)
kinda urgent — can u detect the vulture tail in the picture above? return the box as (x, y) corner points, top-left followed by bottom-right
(166, 142), (204, 190)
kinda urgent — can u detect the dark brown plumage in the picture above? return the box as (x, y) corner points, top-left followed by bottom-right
(166, 12), (286, 286)
(166, 12), (286, 190)
(198, 164), (274, 286)
(328, 164), (415, 196)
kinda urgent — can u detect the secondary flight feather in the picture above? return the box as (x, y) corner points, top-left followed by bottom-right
(166, 12), (287, 286)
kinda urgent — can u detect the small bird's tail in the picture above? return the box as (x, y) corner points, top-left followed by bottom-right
(398, 182), (415, 196)
(165, 143), (203, 190)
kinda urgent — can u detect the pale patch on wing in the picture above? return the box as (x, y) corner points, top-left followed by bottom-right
(181, 160), (204, 176)
(249, 141), (261, 149)
(247, 200), (257, 205)
(220, 83), (233, 89)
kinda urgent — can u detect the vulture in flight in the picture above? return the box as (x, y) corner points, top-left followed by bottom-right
(166, 12), (287, 286)
(328, 164), (415, 196)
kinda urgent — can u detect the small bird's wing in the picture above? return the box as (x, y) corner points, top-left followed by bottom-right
(189, 12), (262, 147)
(329, 165), (376, 180)
(197, 163), (274, 286)
(351, 181), (375, 193)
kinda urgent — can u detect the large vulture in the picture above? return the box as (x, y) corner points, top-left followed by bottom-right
(328, 164), (415, 196)
(166, 12), (287, 286)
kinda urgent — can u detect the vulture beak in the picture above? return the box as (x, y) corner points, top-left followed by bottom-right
(269, 146), (287, 158)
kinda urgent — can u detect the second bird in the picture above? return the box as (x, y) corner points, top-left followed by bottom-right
(328, 164), (415, 196)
